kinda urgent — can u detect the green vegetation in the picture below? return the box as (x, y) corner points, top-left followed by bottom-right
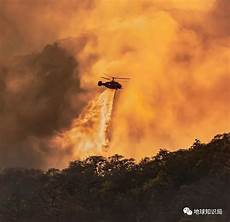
(0, 133), (230, 222)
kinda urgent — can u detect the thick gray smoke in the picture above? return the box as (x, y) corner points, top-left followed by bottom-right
(0, 43), (86, 168)
(0, 0), (98, 168)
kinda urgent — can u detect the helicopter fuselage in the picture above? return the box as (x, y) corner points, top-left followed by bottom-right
(98, 80), (122, 89)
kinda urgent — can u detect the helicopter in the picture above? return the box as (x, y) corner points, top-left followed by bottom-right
(98, 75), (130, 90)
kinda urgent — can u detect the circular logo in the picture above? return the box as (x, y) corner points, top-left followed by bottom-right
(183, 207), (193, 215)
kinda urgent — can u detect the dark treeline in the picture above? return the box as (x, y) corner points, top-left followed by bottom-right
(0, 134), (230, 222)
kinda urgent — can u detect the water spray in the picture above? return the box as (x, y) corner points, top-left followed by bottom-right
(52, 89), (116, 159)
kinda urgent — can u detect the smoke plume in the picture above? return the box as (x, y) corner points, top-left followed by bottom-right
(0, 0), (95, 61)
(0, 43), (88, 168)
(0, 0), (229, 167)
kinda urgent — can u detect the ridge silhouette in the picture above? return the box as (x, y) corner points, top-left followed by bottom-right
(1, 133), (230, 222)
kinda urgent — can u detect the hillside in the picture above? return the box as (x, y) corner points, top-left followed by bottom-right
(0, 133), (230, 222)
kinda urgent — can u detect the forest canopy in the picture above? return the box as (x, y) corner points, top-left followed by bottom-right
(0, 133), (230, 222)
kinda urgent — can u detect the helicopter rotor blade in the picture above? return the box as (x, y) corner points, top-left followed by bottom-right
(117, 79), (129, 82)
(113, 77), (130, 80)
(100, 77), (110, 80)
(103, 74), (113, 79)
(100, 74), (131, 80)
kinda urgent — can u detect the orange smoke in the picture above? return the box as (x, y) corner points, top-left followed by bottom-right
(1, 0), (229, 167)
(57, 0), (229, 160)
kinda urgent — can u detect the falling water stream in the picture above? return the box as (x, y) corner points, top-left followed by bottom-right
(52, 89), (116, 159)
